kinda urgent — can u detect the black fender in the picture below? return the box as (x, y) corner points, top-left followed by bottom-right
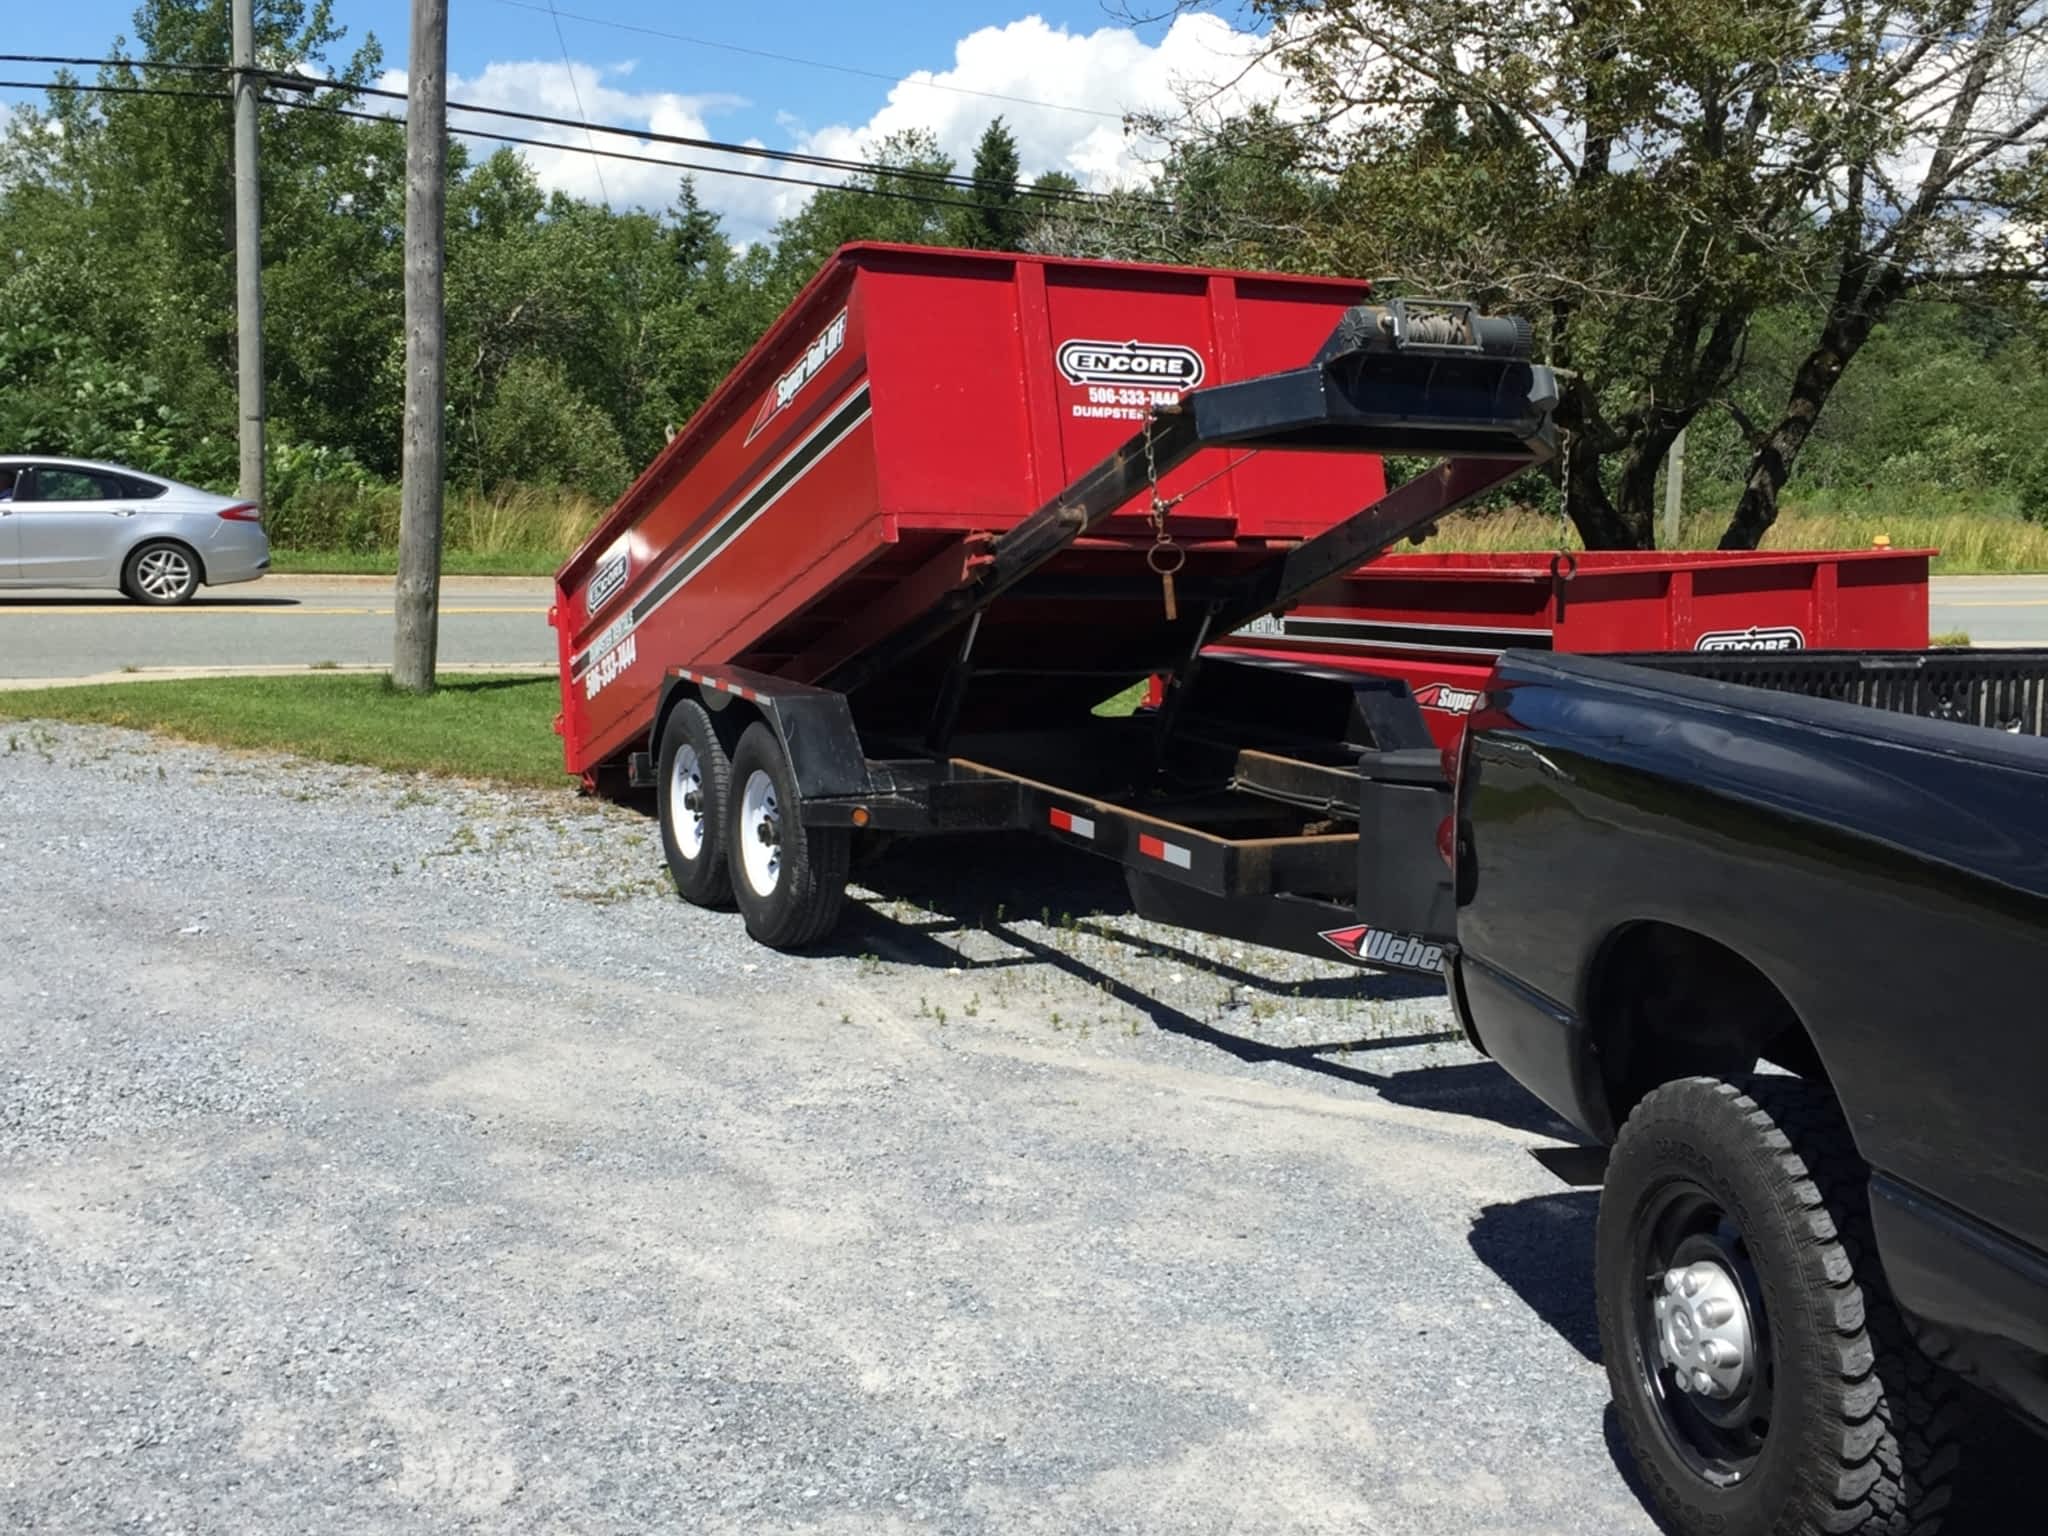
(649, 664), (871, 802)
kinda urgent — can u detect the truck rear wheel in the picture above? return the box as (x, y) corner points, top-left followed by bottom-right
(658, 700), (732, 907)
(726, 722), (849, 949)
(1598, 1076), (1966, 1536)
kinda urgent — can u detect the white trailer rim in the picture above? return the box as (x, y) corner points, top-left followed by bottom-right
(668, 744), (705, 860)
(739, 768), (782, 897)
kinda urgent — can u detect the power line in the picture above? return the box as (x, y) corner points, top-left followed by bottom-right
(335, 74), (1137, 207)
(0, 53), (222, 74)
(481, 0), (1127, 122)
(0, 55), (1148, 208)
(0, 72), (1132, 218)
(543, 0), (607, 206)
(0, 76), (229, 103)
(299, 99), (1078, 214)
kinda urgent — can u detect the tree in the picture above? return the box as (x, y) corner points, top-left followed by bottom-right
(1718, 1), (2048, 546)
(762, 130), (962, 294)
(960, 117), (1025, 248)
(0, 0), (396, 479)
(1155, 1), (2048, 549)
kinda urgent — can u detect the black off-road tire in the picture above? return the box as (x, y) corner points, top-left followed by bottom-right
(726, 722), (848, 949)
(1598, 1076), (1968, 1536)
(657, 700), (732, 908)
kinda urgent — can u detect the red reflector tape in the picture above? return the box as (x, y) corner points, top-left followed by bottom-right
(1049, 808), (1096, 839)
(1137, 833), (1192, 869)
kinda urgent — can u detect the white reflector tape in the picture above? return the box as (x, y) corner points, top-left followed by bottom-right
(1048, 808), (1097, 839)
(1137, 833), (1192, 869)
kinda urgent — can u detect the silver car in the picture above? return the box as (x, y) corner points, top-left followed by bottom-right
(0, 456), (271, 605)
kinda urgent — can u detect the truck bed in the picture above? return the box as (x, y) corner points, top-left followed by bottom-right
(1585, 647), (2048, 743)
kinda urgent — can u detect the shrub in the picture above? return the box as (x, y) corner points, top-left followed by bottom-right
(472, 357), (631, 501)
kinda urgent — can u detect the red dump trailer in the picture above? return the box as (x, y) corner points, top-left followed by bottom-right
(553, 243), (1558, 964)
(1204, 546), (1934, 751)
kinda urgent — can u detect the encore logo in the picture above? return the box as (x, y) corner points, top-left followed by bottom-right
(1055, 338), (1206, 390)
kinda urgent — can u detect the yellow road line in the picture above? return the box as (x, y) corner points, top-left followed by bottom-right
(1940, 598), (2048, 608)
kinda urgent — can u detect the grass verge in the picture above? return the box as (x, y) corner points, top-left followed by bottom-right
(267, 488), (2048, 577)
(0, 673), (566, 786)
(1431, 493), (2048, 573)
(268, 548), (564, 577)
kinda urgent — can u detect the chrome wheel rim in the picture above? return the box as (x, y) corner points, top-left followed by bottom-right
(136, 548), (193, 600)
(738, 768), (781, 898)
(667, 745), (705, 861)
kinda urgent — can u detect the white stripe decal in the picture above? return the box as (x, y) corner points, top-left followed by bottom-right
(571, 383), (873, 676)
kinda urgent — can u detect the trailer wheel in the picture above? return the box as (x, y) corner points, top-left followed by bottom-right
(1599, 1076), (1968, 1536)
(727, 722), (849, 949)
(658, 700), (733, 907)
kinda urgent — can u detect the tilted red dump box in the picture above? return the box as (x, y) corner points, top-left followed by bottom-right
(550, 244), (1569, 957)
(552, 243), (1388, 780)
(1208, 547), (1934, 750)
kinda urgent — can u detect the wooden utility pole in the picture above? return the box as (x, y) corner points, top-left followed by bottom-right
(1662, 427), (1686, 549)
(230, 0), (264, 506)
(393, 0), (449, 693)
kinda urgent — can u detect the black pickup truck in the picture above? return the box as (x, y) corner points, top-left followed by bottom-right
(1446, 648), (2048, 1536)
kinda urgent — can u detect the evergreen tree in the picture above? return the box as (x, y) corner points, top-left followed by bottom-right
(961, 118), (1024, 249)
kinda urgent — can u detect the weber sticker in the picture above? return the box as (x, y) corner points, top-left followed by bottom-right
(747, 308), (849, 443)
(1319, 924), (1448, 974)
(1413, 681), (1483, 716)
(1695, 625), (1806, 653)
(585, 546), (630, 616)
(1058, 338), (1206, 423)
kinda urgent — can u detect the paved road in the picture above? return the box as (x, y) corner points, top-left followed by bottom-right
(0, 575), (554, 679)
(0, 572), (2036, 683)
(1930, 574), (2048, 645)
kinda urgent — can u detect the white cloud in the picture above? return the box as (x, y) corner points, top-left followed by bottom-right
(376, 13), (1302, 243)
(375, 60), (795, 234)
(790, 14), (1301, 191)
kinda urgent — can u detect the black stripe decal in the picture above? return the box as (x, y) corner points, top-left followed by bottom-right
(1278, 618), (1555, 654)
(571, 384), (872, 677)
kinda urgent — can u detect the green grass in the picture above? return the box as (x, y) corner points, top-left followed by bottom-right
(0, 673), (567, 785)
(1092, 680), (1152, 717)
(268, 548), (565, 577)
(1433, 487), (2048, 573)
(267, 480), (2048, 577)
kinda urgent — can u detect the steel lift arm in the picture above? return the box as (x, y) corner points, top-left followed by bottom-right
(826, 298), (1558, 697)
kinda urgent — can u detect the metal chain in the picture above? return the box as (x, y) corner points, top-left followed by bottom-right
(1557, 422), (1573, 554)
(1143, 414), (1186, 620)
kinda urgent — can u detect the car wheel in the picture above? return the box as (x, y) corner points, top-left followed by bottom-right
(122, 541), (202, 605)
(726, 721), (848, 949)
(1598, 1075), (1968, 1536)
(657, 699), (732, 908)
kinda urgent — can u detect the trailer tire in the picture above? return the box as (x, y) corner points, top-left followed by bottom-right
(727, 722), (849, 949)
(658, 700), (733, 908)
(1598, 1075), (1969, 1536)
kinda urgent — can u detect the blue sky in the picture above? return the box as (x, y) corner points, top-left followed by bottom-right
(7, 3), (1290, 240)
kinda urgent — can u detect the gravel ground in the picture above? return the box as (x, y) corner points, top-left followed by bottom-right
(1, 722), (1655, 1535)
